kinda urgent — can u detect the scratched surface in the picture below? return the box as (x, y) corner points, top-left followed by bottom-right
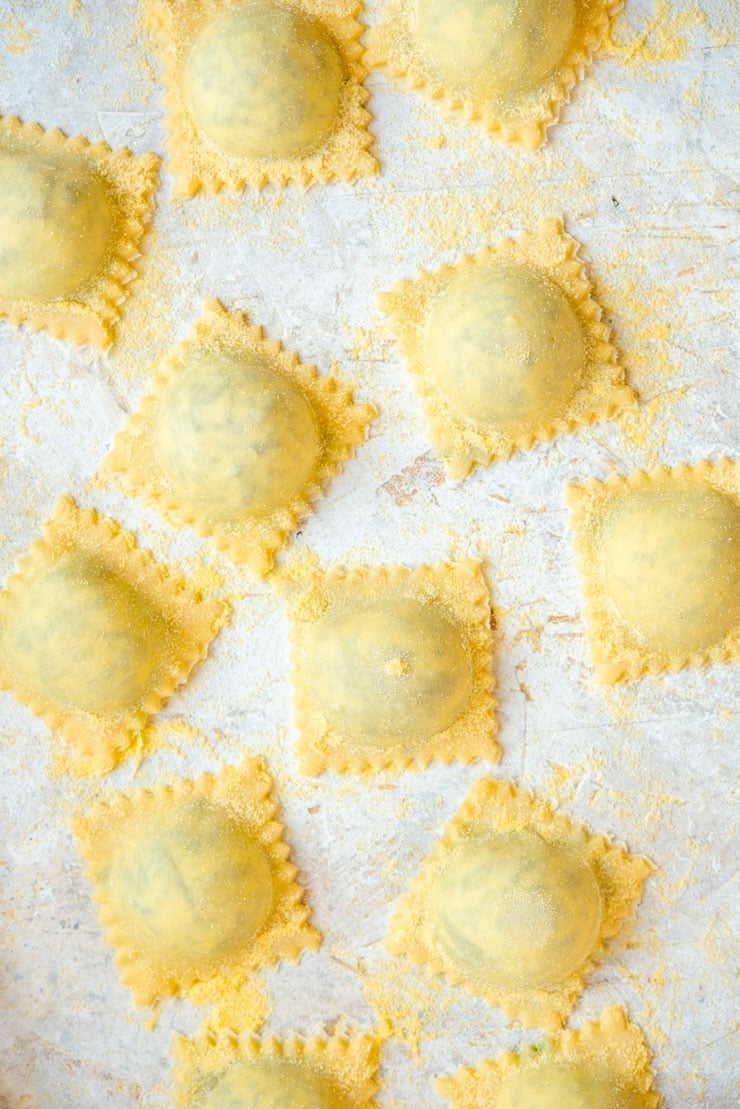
(0, 0), (738, 1105)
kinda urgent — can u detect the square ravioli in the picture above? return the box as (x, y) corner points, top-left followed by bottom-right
(0, 115), (159, 348)
(287, 560), (498, 775)
(146, 0), (377, 194)
(72, 756), (320, 1007)
(386, 777), (651, 1030)
(365, 0), (623, 150)
(103, 298), (375, 576)
(173, 1023), (380, 1107)
(436, 1005), (660, 1108)
(0, 496), (227, 773)
(380, 218), (633, 479)
(565, 458), (740, 683)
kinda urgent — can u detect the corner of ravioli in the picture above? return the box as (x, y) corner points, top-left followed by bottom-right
(566, 457), (740, 684)
(380, 217), (633, 479)
(386, 777), (651, 1030)
(366, 0), (623, 150)
(436, 1004), (660, 1108)
(287, 559), (498, 775)
(0, 115), (159, 348)
(172, 1020), (380, 1107)
(146, 0), (377, 194)
(0, 496), (227, 773)
(103, 297), (375, 576)
(72, 755), (321, 1006)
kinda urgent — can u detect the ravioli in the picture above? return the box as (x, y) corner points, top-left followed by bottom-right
(104, 299), (374, 575)
(0, 115), (158, 347)
(72, 757), (320, 1006)
(173, 1025), (380, 1109)
(380, 219), (633, 478)
(366, 0), (622, 150)
(147, 0), (377, 193)
(436, 1005), (660, 1107)
(566, 459), (740, 683)
(387, 778), (651, 1029)
(287, 561), (498, 774)
(0, 496), (226, 773)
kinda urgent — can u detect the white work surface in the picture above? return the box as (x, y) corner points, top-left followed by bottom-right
(0, 1), (737, 1105)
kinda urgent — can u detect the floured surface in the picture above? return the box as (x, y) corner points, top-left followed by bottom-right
(0, 1), (737, 1106)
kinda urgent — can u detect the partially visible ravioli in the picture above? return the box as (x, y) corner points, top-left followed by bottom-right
(0, 553), (166, 716)
(198, 1058), (347, 1109)
(566, 460), (740, 683)
(493, 1061), (642, 1109)
(0, 115), (159, 348)
(72, 757), (320, 1006)
(435, 1005), (660, 1108)
(425, 264), (586, 432)
(0, 496), (225, 772)
(287, 561), (498, 774)
(184, 2), (345, 160)
(107, 800), (274, 973)
(380, 219), (632, 479)
(155, 346), (322, 520)
(387, 778), (651, 1029)
(430, 831), (602, 991)
(103, 299), (375, 574)
(366, 0), (621, 149)
(0, 149), (112, 301)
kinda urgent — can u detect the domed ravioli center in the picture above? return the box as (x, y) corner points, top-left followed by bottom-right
(184, 1), (346, 160)
(0, 149), (113, 301)
(108, 800), (273, 968)
(0, 553), (165, 716)
(155, 347), (322, 520)
(200, 1058), (346, 1109)
(425, 264), (585, 429)
(415, 0), (576, 98)
(302, 593), (474, 744)
(599, 486), (740, 655)
(495, 1061), (641, 1109)
(430, 830), (603, 990)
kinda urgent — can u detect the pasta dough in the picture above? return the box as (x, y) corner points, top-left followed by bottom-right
(425, 265), (585, 430)
(566, 459), (740, 682)
(380, 219), (633, 478)
(0, 149), (112, 301)
(302, 593), (474, 743)
(184, 2), (345, 160)
(0, 115), (159, 347)
(287, 561), (498, 774)
(72, 757), (320, 1006)
(197, 1059), (345, 1109)
(387, 778), (651, 1029)
(155, 347), (322, 520)
(107, 800), (274, 971)
(430, 831), (602, 990)
(493, 1061), (640, 1109)
(104, 299), (374, 574)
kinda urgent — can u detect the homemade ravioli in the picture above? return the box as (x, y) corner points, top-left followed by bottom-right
(288, 561), (498, 774)
(173, 1026), (380, 1109)
(380, 219), (633, 478)
(104, 299), (374, 575)
(566, 459), (740, 683)
(436, 1005), (660, 1108)
(387, 778), (651, 1029)
(0, 497), (225, 773)
(148, 0), (377, 193)
(366, 0), (621, 149)
(72, 757), (320, 1006)
(0, 115), (159, 347)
